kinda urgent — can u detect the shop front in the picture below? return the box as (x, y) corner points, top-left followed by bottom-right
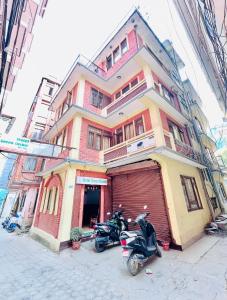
(71, 171), (111, 230)
(107, 160), (172, 243)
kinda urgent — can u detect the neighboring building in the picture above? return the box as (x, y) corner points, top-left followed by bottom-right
(0, 0), (49, 129)
(1, 77), (59, 227)
(183, 79), (227, 214)
(173, 0), (227, 114)
(30, 9), (225, 251)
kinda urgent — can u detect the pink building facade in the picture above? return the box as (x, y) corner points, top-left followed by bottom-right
(3, 77), (60, 228)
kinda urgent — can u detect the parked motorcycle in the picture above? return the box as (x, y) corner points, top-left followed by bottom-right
(120, 206), (161, 276)
(94, 206), (129, 253)
(2, 216), (10, 229)
(2, 213), (21, 233)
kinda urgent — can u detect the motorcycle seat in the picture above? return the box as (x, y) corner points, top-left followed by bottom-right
(123, 230), (143, 238)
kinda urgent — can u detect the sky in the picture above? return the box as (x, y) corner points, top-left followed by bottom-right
(3, 0), (223, 137)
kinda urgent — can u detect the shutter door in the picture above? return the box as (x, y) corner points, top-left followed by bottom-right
(112, 168), (171, 242)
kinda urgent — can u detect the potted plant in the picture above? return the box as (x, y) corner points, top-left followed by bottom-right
(70, 227), (83, 250)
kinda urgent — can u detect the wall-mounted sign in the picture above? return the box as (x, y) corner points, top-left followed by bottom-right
(0, 134), (30, 153)
(76, 176), (107, 186)
(127, 136), (155, 154)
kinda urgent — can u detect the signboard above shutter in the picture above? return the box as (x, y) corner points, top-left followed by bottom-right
(76, 176), (107, 186)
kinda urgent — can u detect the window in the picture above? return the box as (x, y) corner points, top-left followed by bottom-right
(162, 86), (174, 104)
(179, 95), (189, 113)
(122, 84), (130, 94)
(90, 88), (104, 108)
(210, 197), (218, 210)
(40, 159), (45, 171)
(194, 117), (203, 132)
(19, 192), (26, 211)
(56, 128), (67, 148)
(115, 91), (121, 99)
(114, 76), (139, 99)
(168, 122), (185, 143)
(201, 169), (209, 182)
(46, 189), (52, 212)
(48, 87), (54, 96)
(32, 129), (44, 140)
(88, 126), (102, 150)
(32, 190), (39, 214)
(121, 38), (128, 55)
(135, 117), (144, 136)
(218, 183), (227, 201)
(113, 46), (120, 63)
(131, 78), (138, 88)
(124, 122), (134, 140)
(181, 176), (202, 211)
(116, 127), (123, 144)
(52, 188), (58, 214)
(24, 157), (37, 171)
(106, 55), (112, 70)
(103, 135), (111, 149)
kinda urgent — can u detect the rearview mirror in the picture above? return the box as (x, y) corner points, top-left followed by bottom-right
(144, 205), (147, 210)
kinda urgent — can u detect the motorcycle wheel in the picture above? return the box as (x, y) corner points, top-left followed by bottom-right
(95, 241), (105, 253)
(127, 254), (140, 276)
(156, 245), (162, 257)
(7, 227), (15, 233)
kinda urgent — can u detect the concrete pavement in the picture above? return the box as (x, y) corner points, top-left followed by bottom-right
(0, 227), (227, 300)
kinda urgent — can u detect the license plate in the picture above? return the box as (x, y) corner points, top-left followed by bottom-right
(122, 250), (129, 257)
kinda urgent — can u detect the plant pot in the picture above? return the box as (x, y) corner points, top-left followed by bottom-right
(72, 241), (81, 250)
(162, 241), (170, 251)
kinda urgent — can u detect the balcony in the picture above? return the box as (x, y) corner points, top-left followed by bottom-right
(103, 130), (155, 163)
(103, 128), (203, 167)
(105, 80), (147, 114)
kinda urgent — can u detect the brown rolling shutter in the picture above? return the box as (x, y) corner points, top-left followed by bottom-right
(112, 168), (171, 242)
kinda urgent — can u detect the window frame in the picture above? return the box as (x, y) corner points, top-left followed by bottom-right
(181, 175), (203, 211)
(87, 126), (104, 151)
(134, 117), (144, 136)
(114, 76), (139, 99)
(23, 157), (37, 172)
(106, 55), (112, 70)
(113, 46), (120, 63)
(120, 38), (128, 55)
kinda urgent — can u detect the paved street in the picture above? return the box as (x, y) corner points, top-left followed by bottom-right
(1, 227), (227, 300)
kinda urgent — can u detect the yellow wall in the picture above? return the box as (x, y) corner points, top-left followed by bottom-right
(58, 167), (76, 242)
(150, 153), (212, 248)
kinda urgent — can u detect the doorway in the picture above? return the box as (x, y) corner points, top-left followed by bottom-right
(82, 185), (101, 228)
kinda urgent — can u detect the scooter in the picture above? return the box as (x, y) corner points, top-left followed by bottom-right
(5, 213), (21, 233)
(2, 216), (10, 229)
(120, 206), (162, 276)
(94, 206), (128, 253)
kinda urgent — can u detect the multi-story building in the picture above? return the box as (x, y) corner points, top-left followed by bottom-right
(30, 10), (225, 251)
(0, 0), (49, 126)
(173, 0), (227, 115)
(1, 77), (59, 228)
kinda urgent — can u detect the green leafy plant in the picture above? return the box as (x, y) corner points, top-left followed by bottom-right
(70, 227), (83, 242)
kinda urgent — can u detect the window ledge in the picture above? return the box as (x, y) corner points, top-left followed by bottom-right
(22, 170), (36, 173)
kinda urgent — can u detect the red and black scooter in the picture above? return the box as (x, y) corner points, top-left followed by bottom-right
(120, 206), (162, 276)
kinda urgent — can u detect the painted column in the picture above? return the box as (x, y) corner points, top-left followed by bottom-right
(76, 78), (85, 107)
(100, 186), (105, 222)
(149, 104), (165, 147)
(69, 116), (82, 159)
(58, 168), (77, 241)
(143, 65), (154, 89)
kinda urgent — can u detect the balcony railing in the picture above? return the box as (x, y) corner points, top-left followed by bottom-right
(103, 130), (155, 163)
(105, 80), (147, 114)
(174, 139), (203, 164)
(77, 55), (106, 78)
